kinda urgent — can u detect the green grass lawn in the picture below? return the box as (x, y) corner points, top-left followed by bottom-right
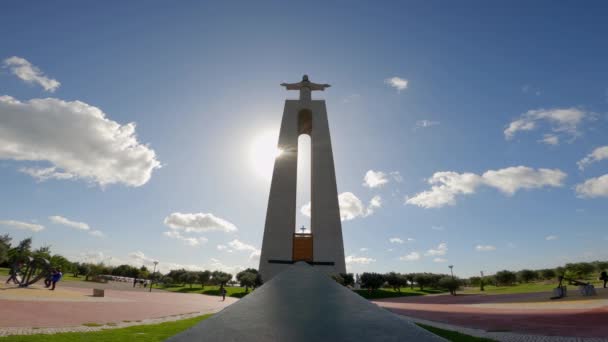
(462, 279), (604, 295)
(354, 287), (444, 299)
(0, 314), (211, 341)
(417, 323), (497, 342)
(161, 284), (250, 298)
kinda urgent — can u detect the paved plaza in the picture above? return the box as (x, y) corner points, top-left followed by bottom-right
(0, 279), (236, 331)
(375, 288), (608, 339)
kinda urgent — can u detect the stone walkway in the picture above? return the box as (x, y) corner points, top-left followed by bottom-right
(375, 289), (608, 339)
(0, 282), (236, 335)
(407, 316), (608, 342)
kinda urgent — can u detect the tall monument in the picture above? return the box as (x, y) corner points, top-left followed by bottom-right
(259, 75), (346, 281)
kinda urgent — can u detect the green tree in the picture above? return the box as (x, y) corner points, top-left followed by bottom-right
(8, 237), (32, 264)
(0, 234), (11, 265)
(238, 272), (258, 292)
(414, 273), (432, 291)
(540, 269), (556, 280)
(565, 262), (595, 279)
(211, 271), (232, 289)
(404, 273), (415, 289)
(384, 272), (407, 292)
(517, 269), (537, 283)
(360, 272), (384, 291)
(495, 270), (517, 286)
(182, 271), (198, 288)
(594, 261), (608, 273)
(438, 276), (460, 295)
(50, 254), (72, 273)
(236, 268), (262, 288)
(340, 273), (355, 287)
(196, 270), (211, 289)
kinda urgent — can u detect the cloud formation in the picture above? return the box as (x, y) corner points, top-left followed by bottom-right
(389, 238), (404, 244)
(301, 192), (381, 221)
(475, 244), (496, 252)
(399, 252), (420, 261)
(164, 212), (237, 233)
(363, 170), (402, 188)
(406, 166), (566, 208)
(433, 257), (447, 263)
(504, 107), (590, 143)
(545, 235), (559, 241)
(345, 255), (376, 265)
(415, 120), (440, 129)
(0, 219), (44, 232)
(49, 215), (104, 237)
(228, 239), (261, 260)
(575, 174), (608, 198)
(49, 215), (89, 230)
(384, 77), (408, 92)
(578, 146), (608, 170)
(163, 230), (207, 246)
(0, 96), (160, 187)
(425, 242), (448, 256)
(3, 56), (60, 92)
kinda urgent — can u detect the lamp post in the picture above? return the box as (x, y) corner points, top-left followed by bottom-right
(149, 261), (158, 293)
(449, 265), (454, 280)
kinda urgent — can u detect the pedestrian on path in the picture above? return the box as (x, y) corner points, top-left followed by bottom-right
(49, 269), (62, 290)
(221, 287), (227, 301)
(5, 263), (21, 284)
(600, 271), (608, 288)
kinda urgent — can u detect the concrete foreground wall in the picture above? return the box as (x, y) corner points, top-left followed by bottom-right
(259, 100), (346, 282)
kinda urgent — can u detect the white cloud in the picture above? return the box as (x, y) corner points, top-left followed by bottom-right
(545, 235), (559, 241)
(228, 239), (261, 260)
(578, 146), (608, 170)
(425, 242), (447, 256)
(406, 166), (566, 208)
(575, 174), (608, 198)
(390, 171), (403, 183)
(504, 107), (589, 142)
(431, 226), (445, 231)
(384, 77), (408, 92)
(363, 170), (389, 188)
(217, 244), (232, 252)
(163, 230), (207, 246)
(164, 212), (237, 233)
(389, 237), (404, 244)
(415, 120), (440, 129)
(481, 166), (566, 195)
(359, 247), (369, 252)
(89, 230), (104, 238)
(399, 252), (420, 261)
(475, 245), (496, 252)
(0, 96), (160, 187)
(3, 56), (60, 92)
(405, 172), (482, 208)
(363, 170), (402, 188)
(49, 215), (105, 238)
(0, 219), (44, 232)
(433, 257), (447, 263)
(539, 134), (559, 146)
(345, 255), (376, 265)
(301, 192), (380, 221)
(49, 215), (89, 230)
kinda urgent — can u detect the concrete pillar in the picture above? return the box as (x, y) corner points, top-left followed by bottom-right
(259, 99), (346, 282)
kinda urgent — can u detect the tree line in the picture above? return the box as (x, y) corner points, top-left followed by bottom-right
(0, 234), (262, 291)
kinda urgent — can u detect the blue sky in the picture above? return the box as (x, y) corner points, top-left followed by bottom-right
(1, 1), (607, 277)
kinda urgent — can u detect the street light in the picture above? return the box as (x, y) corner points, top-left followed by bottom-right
(449, 265), (454, 279)
(149, 261), (159, 293)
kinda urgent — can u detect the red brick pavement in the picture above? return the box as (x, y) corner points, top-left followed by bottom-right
(0, 286), (236, 328)
(374, 292), (608, 338)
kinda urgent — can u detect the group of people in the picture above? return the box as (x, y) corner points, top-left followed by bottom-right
(44, 268), (63, 290)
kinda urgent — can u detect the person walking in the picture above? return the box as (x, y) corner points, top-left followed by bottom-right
(5, 263), (21, 284)
(49, 269), (62, 290)
(44, 269), (55, 288)
(221, 287), (227, 301)
(600, 271), (608, 288)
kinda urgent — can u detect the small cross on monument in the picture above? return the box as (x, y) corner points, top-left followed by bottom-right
(281, 74), (331, 101)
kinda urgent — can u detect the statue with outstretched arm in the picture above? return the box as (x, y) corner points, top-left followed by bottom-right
(281, 74), (330, 101)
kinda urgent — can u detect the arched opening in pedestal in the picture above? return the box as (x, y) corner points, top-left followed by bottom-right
(294, 109), (313, 262)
